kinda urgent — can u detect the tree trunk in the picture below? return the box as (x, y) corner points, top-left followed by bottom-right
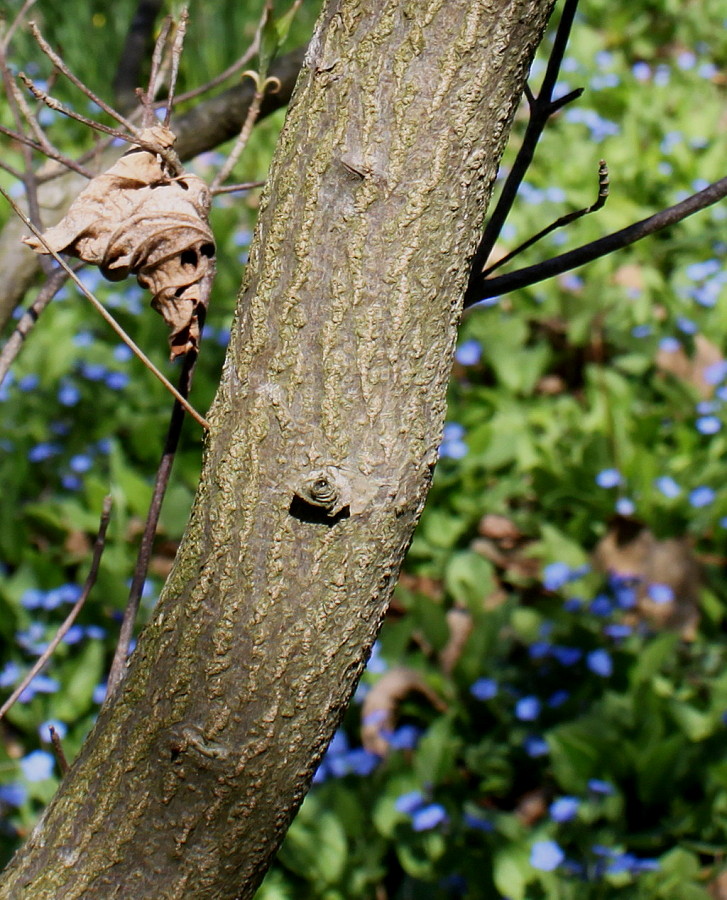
(0, 1), (555, 897)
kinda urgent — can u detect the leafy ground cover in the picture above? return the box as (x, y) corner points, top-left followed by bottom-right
(1, 1), (726, 897)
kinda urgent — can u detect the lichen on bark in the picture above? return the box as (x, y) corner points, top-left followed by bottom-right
(0, 1), (555, 897)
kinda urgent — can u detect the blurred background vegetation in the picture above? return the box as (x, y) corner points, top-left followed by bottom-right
(1, 0), (727, 897)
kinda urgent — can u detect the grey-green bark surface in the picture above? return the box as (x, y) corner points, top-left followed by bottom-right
(0, 1), (555, 897)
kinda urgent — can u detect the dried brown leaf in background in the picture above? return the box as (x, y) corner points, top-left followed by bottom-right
(23, 125), (216, 358)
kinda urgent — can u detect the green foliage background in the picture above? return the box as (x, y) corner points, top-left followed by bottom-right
(0, 1), (726, 897)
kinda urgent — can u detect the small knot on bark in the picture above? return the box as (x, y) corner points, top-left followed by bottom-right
(292, 466), (351, 520)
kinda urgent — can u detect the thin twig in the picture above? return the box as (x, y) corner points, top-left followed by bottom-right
(106, 349), (200, 698)
(112, 0), (165, 113)
(482, 160), (609, 277)
(163, 7), (188, 128)
(0, 122), (93, 179)
(0, 0), (36, 52)
(211, 178), (265, 196)
(466, 175), (727, 305)
(210, 75), (278, 193)
(0, 184), (210, 429)
(48, 725), (69, 776)
(29, 22), (141, 135)
(465, 0), (582, 306)
(20, 74), (184, 177)
(0, 497), (113, 723)
(139, 14), (173, 126)
(0, 265), (78, 388)
(169, 9), (263, 107)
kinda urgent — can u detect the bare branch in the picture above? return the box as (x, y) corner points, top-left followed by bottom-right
(163, 7), (188, 127)
(28, 21), (141, 135)
(465, 0), (581, 305)
(210, 74), (279, 193)
(482, 159), (609, 277)
(48, 725), (69, 776)
(0, 265), (78, 388)
(0, 183), (210, 429)
(0, 496), (113, 724)
(0, 0), (36, 52)
(107, 349), (200, 698)
(466, 176), (727, 306)
(139, 14), (173, 126)
(210, 178), (265, 196)
(112, 0), (165, 113)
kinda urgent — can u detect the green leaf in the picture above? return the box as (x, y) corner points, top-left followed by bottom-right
(444, 551), (494, 609)
(493, 846), (529, 900)
(277, 806), (348, 886)
(414, 715), (460, 784)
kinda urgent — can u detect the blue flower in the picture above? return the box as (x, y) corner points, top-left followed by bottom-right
(395, 790), (425, 815)
(604, 623), (632, 639)
(463, 811), (494, 831)
(113, 344), (134, 362)
(588, 778), (614, 795)
(385, 724), (421, 750)
(411, 803), (448, 832)
(523, 735), (549, 757)
(542, 561), (590, 590)
(105, 371), (130, 391)
(528, 641), (550, 660)
(696, 416), (721, 435)
(589, 595), (613, 617)
(615, 497), (635, 516)
(80, 362), (107, 382)
(548, 690), (569, 708)
(675, 316), (698, 334)
(344, 747), (380, 776)
(596, 468), (621, 488)
(659, 337), (681, 353)
(530, 840), (565, 871)
(439, 423), (467, 460)
(550, 796), (580, 823)
(586, 649), (613, 677)
(631, 324), (652, 338)
(28, 442), (62, 462)
(20, 750), (55, 782)
(455, 339), (482, 366)
(18, 374), (39, 392)
(0, 783), (27, 807)
(92, 683), (107, 704)
(0, 661), (20, 687)
(20, 588), (46, 610)
(515, 696), (541, 722)
(655, 476), (681, 498)
(69, 454), (93, 473)
(57, 381), (81, 406)
(689, 486), (715, 508)
(647, 583), (674, 605)
(551, 646), (582, 667)
(471, 678), (498, 701)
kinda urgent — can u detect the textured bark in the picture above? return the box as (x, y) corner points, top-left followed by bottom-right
(0, 1), (555, 897)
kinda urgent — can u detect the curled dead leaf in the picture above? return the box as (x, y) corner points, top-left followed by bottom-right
(23, 126), (216, 359)
(361, 667), (447, 756)
(593, 517), (700, 640)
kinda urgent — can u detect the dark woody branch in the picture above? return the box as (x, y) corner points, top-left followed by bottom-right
(465, 175), (727, 306)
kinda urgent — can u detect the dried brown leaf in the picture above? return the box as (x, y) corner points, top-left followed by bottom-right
(23, 126), (216, 359)
(361, 667), (447, 756)
(593, 518), (700, 640)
